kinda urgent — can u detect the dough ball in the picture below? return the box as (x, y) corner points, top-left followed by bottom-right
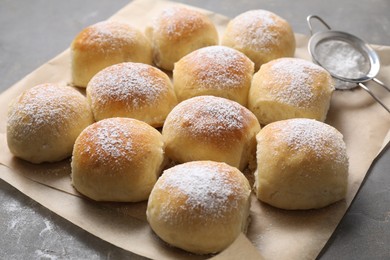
(173, 45), (254, 106)
(147, 161), (251, 254)
(248, 58), (334, 125)
(71, 21), (153, 87)
(71, 117), (165, 202)
(146, 6), (219, 71)
(7, 83), (94, 163)
(255, 118), (349, 210)
(86, 62), (177, 127)
(162, 96), (260, 171)
(222, 9), (295, 71)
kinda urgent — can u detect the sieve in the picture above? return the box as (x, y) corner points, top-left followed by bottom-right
(307, 15), (390, 113)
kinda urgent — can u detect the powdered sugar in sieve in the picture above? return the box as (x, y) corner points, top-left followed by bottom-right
(307, 15), (390, 113)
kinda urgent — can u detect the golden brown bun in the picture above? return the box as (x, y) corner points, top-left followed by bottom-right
(255, 118), (349, 210)
(222, 10), (295, 71)
(7, 83), (94, 164)
(248, 58), (334, 125)
(162, 96), (260, 171)
(173, 46), (254, 106)
(86, 62), (177, 127)
(71, 21), (153, 87)
(145, 6), (218, 71)
(147, 161), (251, 254)
(71, 117), (165, 202)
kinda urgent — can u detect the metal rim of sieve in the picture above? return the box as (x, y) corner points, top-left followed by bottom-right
(307, 15), (390, 114)
(308, 30), (381, 85)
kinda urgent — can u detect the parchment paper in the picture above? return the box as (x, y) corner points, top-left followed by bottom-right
(1, 0), (390, 259)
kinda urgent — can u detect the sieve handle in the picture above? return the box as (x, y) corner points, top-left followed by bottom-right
(307, 15), (332, 35)
(373, 77), (390, 92)
(358, 82), (390, 114)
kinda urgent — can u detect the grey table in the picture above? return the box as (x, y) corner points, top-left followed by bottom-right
(1, 0), (389, 259)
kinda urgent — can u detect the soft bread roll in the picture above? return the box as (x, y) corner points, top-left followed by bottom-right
(255, 118), (349, 210)
(248, 58), (334, 125)
(71, 117), (165, 202)
(222, 10), (295, 71)
(162, 96), (260, 171)
(86, 62), (177, 127)
(147, 161), (251, 254)
(71, 21), (153, 87)
(7, 83), (94, 164)
(145, 6), (218, 71)
(173, 46), (254, 106)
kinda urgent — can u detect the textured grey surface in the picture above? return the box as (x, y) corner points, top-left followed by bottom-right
(319, 143), (390, 259)
(0, 0), (389, 259)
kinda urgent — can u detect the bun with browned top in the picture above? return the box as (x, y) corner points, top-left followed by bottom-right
(71, 117), (165, 202)
(173, 46), (254, 106)
(248, 58), (334, 125)
(7, 83), (94, 164)
(254, 118), (349, 210)
(146, 6), (218, 71)
(147, 161), (251, 254)
(222, 10), (295, 71)
(162, 95), (260, 171)
(71, 21), (153, 87)
(86, 62), (177, 127)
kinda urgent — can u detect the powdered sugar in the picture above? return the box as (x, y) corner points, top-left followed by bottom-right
(80, 119), (135, 166)
(168, 96), (249, 140)
(88, 62), (167, 110)
(7, 84), (84, 139)
(94, 121), (133, 158)
(156, 162), (244, 222)
(183, 46), (251, 89)
(1, 196), (103, 259)
(2, 199), (54, 251)
(313, 39), (372, 90)
(268, 58), (328, 107)
(232, 10), (278, 52)
(155, 6), (204, 39)
(314, 39), (369, 80)
(273, 119), (347, 164)
(85, 21), (137, 52)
